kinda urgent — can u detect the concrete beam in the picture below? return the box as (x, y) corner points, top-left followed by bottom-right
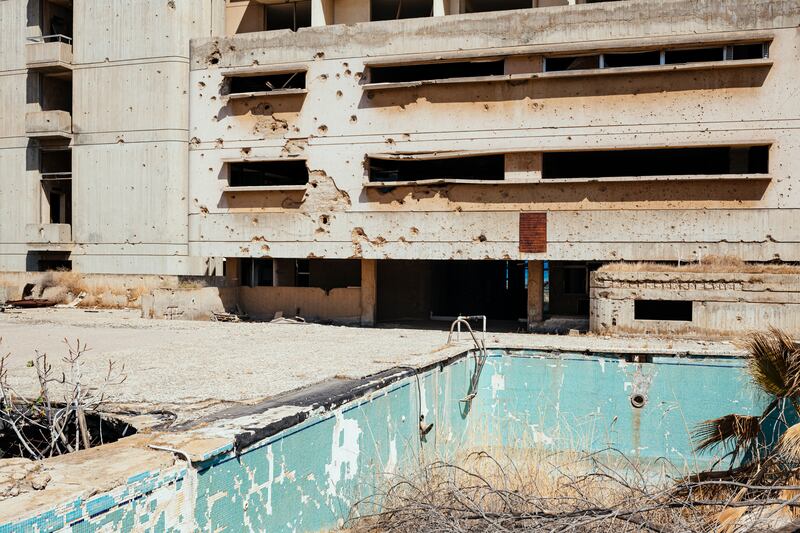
(527, 260), (544, 329)
(360, 259), (377, 326)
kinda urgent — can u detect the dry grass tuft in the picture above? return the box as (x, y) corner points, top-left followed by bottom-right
(346, 448), (800, 533)
(598, 255), (800, 275)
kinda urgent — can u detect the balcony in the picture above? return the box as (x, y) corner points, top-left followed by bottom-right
(26, 223), (72, 246)
(25, 110), (72, 139)
(26, 35), (73, 72)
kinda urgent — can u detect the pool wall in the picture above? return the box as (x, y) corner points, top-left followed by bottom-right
(5, 349), (776, 532)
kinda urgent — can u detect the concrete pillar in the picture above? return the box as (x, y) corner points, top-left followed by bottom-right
(527, 260), (545, 330)
(433, 0), (447, 16)
(311, 0), (334, 26)
(361, 259), (377, 326)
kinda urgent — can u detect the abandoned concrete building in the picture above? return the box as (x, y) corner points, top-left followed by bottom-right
(1, 0), (799, 334)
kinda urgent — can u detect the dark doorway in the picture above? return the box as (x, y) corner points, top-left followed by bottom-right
(376, 260), (527, 326)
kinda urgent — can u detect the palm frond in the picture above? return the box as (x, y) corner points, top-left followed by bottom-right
(745, 327), (800, 399)
(778, 422), (800, 463)
(693, 414), (761, 455)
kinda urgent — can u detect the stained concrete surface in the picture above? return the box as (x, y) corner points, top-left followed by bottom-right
(0, 308), (742, 423)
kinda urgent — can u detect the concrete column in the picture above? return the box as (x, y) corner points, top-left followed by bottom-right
(311, 0), (334, 26)
(433, 0), (447, 16)
(361, 259), (377, 326)
(527, 260), (545, 330)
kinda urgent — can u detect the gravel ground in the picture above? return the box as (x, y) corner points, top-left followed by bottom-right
(0, 308), (742, 422)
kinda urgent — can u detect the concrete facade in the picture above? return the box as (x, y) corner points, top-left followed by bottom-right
(3, 0), (800, 329)
(591, 270), (800, 337)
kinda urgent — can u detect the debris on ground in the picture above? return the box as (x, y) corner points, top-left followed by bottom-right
(0, 459), (50, 501)
(5, 299), (57, 309)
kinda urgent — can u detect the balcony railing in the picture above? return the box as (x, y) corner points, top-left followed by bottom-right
(26, 35), (73, 70)
(27, 34), (72, 44)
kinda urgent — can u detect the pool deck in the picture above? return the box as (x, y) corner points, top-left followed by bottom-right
(0, 308), (744, 423)
(0, 307), (746, 524)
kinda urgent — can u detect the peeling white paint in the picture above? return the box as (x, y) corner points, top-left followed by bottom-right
(491, 373), (505, 399)
(385, 438), (398, 474)
(325, 412), (362, 498)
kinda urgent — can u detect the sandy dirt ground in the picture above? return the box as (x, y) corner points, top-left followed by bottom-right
(0, 308), (742, 422)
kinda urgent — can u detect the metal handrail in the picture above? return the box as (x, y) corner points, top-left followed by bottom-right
(448, 316), (488, 404)
(27, 34), (72, 44)
(41, 172), (72, 181)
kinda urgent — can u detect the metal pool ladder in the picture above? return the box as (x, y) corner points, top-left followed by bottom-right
(448, 316), (488, 403)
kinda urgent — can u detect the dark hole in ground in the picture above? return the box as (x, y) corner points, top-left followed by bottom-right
(0, 407), (137, 459)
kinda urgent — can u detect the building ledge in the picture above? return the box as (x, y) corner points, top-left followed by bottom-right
(222, 89), (308, 102)
(25, 224), (72, 246)
(25, 110), (72, 139)
(361, 58), (773, 92)
(222, 185), (308, 193)
(364, 174), (771, 188)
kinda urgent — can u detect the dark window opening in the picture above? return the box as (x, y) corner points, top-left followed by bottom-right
(634, 300), (693, 322)
(544, 55), (600, 72)
(36, 252), (72, 272)
(544, 42), (769, 73)
(665, 47), (724, 64)
(295, 259), (310, 287)
(39, 75), (72, 113)
(40, 148), (71, 175)
(465, 0), (531, 13)
(369, 155), (505, 183)
(41, 0), (73, 39)
(562, 266), (587, 295)
(371, 0), (433, 20)
(730, 43), (766, 60)
(266, 1), (311, 31)
(40, 147), (71, 225)
(369, 60), (505, 84)
(229, 72), (306, 94)
(602, 51), (661, 68)
(542, 146), (770, 179)
(240, 258), (274, 287)
(229, 161), (309, 187)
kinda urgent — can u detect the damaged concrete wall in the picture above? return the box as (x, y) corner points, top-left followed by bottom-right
(0, 0), (226, 275)
(590, 270), (800, 337)
(188, 0), (800, 265)
(230, 285), (362, 322)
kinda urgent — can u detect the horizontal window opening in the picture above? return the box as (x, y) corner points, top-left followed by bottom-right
(544, 42), (769, 72)
(240, 258), (361, 290)
(369, 154), (505, 182)
(730, 43), (767, 60)
(543, 55), (600, 72)
(229, 72), (306, 94)
(542, 146), (769, 179)
(665, 47), (724, 64)
(634, 300), (693, 322)
(369, 60), (505, 84)
(371, 0), (433, 20)
(603, 51), (661, 68)
(465, 0), (531, 13)
(266, 1), (311, 31)
(229, 161), (309, 187)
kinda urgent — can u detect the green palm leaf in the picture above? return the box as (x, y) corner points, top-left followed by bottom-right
(745, 327), (800, 399)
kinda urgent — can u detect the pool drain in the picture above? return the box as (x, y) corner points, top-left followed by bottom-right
(630, 393), (647, 409)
